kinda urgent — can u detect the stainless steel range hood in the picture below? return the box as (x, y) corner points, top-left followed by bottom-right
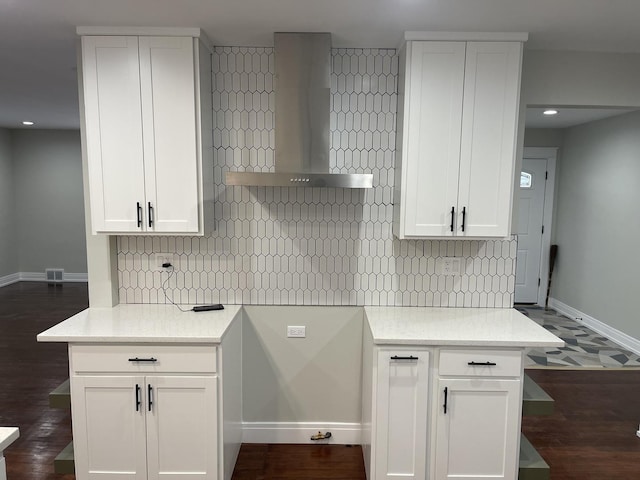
(225, 32), (373, 189)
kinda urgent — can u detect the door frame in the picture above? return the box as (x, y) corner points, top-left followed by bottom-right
(521, 147), (557, 306)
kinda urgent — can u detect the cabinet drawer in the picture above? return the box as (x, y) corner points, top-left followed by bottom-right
(70, 345), (217, 374)
(439, 349), (521, 377)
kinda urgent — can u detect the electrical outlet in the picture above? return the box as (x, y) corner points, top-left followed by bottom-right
(287, 326), (306, 338)
(154, 253), (175, 271)
(441, 257), (462, 276)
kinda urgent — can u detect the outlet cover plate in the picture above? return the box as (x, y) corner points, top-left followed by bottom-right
(441, 257), (462, 276)
(154, 253), (175, 271)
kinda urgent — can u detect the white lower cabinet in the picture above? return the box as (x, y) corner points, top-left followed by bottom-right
(432, 349), (523, 480)
(146, 376), (218, 480)
(433, 378), (521, 480)
(375, 349), (430, 480)
(364, 346), (524, 480)
(72, 376), (148, 478)
(70, 346), (220, 480)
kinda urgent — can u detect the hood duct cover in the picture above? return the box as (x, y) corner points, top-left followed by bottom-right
(225, 32), (373, 188)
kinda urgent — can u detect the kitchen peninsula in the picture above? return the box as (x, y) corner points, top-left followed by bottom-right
(38, 304), (562, 480)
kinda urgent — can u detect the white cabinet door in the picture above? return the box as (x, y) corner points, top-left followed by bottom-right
(71, 376), (148, 480)
(457, 42), (522, 237)
(81, 36), (146, 233)
(145, 376), (218, 480)
(401, 42), (465, 237)
(81, 34), (203, 234)
(375, 350), (429, 480)
(139, 37), (199, 233)
(434, 378), (521, 480)
(394, 39), (522, 239)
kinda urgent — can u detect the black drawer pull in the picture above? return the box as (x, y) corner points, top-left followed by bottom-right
(450, 206), (455, 232)
(461, 206), (466, 232)
(136, 202), (142, 228)
(148, 202), (154, 227)
(128, 357), (158, 363)
(443, 387), (448, 414)
(468, 361), (497, 366)
(391, 355), (419, 361)
(148, 384), (153, 412)
(135, 384), (141, 411)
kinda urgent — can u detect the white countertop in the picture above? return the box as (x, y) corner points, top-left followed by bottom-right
(364, 307), (564, 347)
(37, 304), (242, 343)
(37, 303), (561, 348)
(0, 427), (19, 452)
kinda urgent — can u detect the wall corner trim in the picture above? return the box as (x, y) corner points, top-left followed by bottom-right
(549, 297), (640, 356)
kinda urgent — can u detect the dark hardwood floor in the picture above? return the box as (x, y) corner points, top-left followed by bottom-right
(522, 369), (640, 480)
(1, 282), (639, 479)
(0, 281), (87, 480)
(232, 444), (367, 480)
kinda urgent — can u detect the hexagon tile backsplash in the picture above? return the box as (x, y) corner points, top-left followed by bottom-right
(117, 47), (517, 308)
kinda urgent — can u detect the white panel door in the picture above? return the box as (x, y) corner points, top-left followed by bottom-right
(71, 376), (147, 480)
(139, 37), (199, 233)
(375, 350), (429, 480)
(515, 158), (547, 303)
(402, 42), (465, 237)
(145, 376), (218, 480)
(457, 42), (522, 237)
(434, 378), (521, 480)
(81, 36), (146, 233)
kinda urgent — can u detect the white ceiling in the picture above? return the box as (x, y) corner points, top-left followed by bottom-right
(525, 107), (638, 129)
(3, 0), (640, 129)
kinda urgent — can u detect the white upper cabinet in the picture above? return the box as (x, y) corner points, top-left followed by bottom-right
(79, 29), (212, 234)
(393, 34), (525, 239)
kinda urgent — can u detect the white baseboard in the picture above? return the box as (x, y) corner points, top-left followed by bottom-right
(242, 422), (361, 444)
(20, 272), (47, 282)
(549, 297), (640, 356)
(0, 273), (20, 287)
(0, 272), (88, 285)
(63, 273), (89, 282)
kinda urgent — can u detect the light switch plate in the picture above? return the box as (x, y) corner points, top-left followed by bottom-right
(287, 326), (306, 338)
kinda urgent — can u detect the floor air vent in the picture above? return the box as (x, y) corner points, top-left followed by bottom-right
(45, 269), (64, 284)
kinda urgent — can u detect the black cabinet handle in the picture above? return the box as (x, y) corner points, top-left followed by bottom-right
(135, 384), (141, 411)
(148, 384), (153, 412)
(468, 361), (497, 366)
(450, 206), (455, 232)
(148, 202), (154, 227)
(461, 206), (466, 232)
(128, 357), (158, 363)
(136, 202), (142, 228)
(443, 387), (448, 414)
(390, 355), (419, 361)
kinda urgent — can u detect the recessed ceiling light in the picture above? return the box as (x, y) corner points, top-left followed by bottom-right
(22, 121), (35, 126)
(543, 109), (558, 116)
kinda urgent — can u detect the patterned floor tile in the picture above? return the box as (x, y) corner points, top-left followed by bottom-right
(518, 306), (640, 369)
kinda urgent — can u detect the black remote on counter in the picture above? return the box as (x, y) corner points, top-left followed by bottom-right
(192, 304), (225, 312)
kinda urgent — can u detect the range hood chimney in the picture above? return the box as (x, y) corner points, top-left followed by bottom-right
(225, 32), (373, 188)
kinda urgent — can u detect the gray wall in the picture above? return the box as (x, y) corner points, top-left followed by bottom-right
(552, 111), (640, 340)
(0, 128), (17, 278)
(521, 50), (640, 107)
(242, 306), (363, 423)
(12, 129), (87, 274)
(523, 128), (565, 149)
